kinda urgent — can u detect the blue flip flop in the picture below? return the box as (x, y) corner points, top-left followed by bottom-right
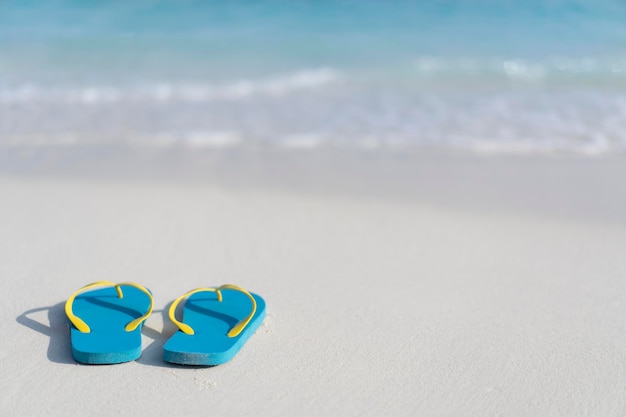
(163, 284), (265, 366)
(65, 281), (153, 364)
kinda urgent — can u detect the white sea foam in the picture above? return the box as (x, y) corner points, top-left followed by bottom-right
(2, 70), (626, 156)
(467, 136), (614, 156)
(280, 134), (326, 149)
(180, 131), (242, 148)
(1, 132), (625, 156)
(413, 56), (626, 81)
(0, 68), (339, 105)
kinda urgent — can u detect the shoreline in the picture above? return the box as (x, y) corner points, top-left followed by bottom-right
(2, 146), (625, 224)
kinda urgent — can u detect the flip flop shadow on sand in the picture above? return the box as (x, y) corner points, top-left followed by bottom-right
(15, 302), (170, 366)
(16, 302), (75, 364)
(134, 306), (175, 368)
(135, 302), (217, 368)
(15, 302), (219, 367)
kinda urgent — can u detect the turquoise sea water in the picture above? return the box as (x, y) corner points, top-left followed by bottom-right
(2, 0), (626, 153)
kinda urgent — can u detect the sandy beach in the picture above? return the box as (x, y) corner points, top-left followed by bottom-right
(2, 149), (626, 416)
(3, 0), (626, 414)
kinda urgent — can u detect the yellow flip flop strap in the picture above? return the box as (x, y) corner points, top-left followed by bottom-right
(65, 281), (154, 333)
(168, 284), (257, 338)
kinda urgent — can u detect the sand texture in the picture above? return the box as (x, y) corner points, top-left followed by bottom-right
(2, 151), (626, 416)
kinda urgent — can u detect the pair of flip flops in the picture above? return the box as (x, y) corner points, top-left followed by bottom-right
(64, 281), (266, 365)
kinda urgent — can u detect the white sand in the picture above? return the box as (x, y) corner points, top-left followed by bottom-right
(2, 150), (626, 416)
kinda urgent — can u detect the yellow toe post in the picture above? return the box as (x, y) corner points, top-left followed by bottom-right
(168, 284), (257, 338)
(65, 281), (153, 333)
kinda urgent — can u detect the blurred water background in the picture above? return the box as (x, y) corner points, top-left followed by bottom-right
(2, 0), (626, 154)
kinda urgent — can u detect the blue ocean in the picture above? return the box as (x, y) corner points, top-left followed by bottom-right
(2, 0), (626, 154)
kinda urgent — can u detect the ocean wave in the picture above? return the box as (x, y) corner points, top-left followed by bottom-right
(2, 85), (626, 156)
(413, 56), (626, 81)
(2, 131), (623, 156)
(0, 68), (339, 104)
